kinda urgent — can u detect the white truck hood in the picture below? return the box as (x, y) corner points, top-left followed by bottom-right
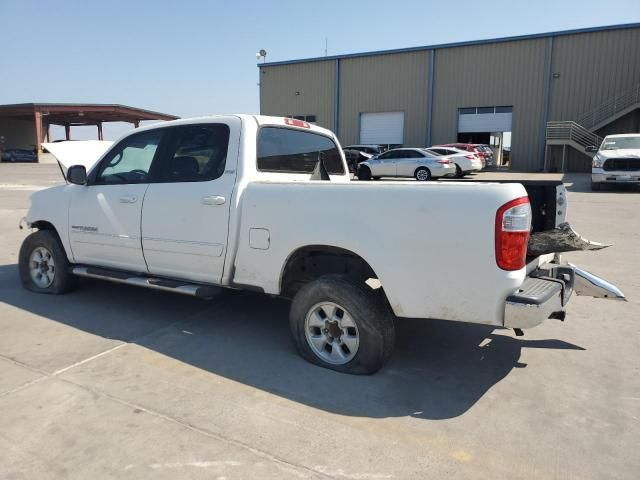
(42, 141), (113, 178)
(598, 148), (640, 159)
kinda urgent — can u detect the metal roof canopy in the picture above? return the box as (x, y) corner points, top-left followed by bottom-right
(0, 103), (178, 126)
(258, 22), (640, 67)
(0, 103), (179, 152)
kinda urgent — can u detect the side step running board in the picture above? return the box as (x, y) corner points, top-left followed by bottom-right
(71, 266), (221, 299)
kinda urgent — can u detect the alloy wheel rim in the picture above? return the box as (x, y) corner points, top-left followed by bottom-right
(29, 246), (55, 288)
(304, 302), (359, 365)
(417, 169), (429, 180)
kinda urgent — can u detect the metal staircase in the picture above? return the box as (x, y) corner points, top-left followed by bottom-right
(578, 81), (640, 131)
(544, 81), (640, 171)
(545, 121), (602, 171)
(546, 121), (602, 151)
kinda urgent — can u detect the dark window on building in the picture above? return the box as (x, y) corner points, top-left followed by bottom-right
(477, 106), (495, 114)
(160, 124), (230, 182)
(459, 107), (476, 115)
(257, 127), (344, 174)
(495, 106), (513, 113)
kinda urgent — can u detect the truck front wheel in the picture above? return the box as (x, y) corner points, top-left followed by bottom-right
(289, 275), (395, 374)
(19, 230), (77, 294)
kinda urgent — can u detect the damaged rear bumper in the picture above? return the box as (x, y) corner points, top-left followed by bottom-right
(504, 257), (626, 329)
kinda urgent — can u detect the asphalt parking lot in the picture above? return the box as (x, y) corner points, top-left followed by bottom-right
(1, 163), (638, 479)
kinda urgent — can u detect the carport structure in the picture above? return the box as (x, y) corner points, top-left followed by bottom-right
(0, 103), (178, 153)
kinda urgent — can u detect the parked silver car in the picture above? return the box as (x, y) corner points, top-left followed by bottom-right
(357, 148), (456, 181)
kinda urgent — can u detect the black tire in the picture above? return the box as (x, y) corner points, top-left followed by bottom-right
(414, 167), (431, 181)
(372, 176), (381, 180)
(454, 164), (464, 178)
(357, 165), (372, 181)
(289, 275), (395, 375)
(19, 230), (77, 294)
(591, 182), (601, 191)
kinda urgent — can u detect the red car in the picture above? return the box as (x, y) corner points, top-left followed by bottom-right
(435, 143), (494, 168)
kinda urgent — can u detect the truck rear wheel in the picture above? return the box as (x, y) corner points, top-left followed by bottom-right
(289, 275), (395, 374)
(19, 230), (77, 294)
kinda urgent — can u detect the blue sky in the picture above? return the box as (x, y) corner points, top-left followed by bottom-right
(1, 0), (639, 139)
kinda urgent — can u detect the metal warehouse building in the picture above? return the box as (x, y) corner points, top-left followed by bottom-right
(259, 23), (640, 172)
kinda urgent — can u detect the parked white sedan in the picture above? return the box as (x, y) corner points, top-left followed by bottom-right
(357, 148), (456, 181)
(425, 146), (483, 177)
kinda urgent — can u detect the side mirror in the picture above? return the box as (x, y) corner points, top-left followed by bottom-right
(585, 146), (598, 153)
(67, 165), (87, 185)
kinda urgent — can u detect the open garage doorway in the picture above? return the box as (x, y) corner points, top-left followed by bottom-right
(457, 106), (512, 167)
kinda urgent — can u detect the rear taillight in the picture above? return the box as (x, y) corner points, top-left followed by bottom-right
(495, 197), (531, 270)
(464, 154), (475, 160)
(436, 159), (451, 164)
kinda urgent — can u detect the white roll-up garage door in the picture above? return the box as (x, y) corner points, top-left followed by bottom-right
(458, 112), (512, 133)
(360, 112), (404, 144)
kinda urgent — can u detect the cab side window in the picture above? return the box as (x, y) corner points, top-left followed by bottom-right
(160, 124), (230, 182)
(257, 127), (344, 174)
(95, 130), (164, 184)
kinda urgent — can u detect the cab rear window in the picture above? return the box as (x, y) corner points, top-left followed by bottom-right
(257, 127), (345, 174)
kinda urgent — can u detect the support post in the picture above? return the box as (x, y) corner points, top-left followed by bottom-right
(334, 58), (340, 138)
(541, 36), (554, 172)
(561, 144), (567, 173)
(426, 49), (435, 147)
(97, 122), (103, 140)
(65, 124), (71, 140)
(34, 111), (43, 153)
(46, 123), (51, 142)
(133, 120), (140, 128)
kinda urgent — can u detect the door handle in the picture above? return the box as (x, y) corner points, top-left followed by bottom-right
(201, 195), (226, 205)
(119, 195), (138, 204)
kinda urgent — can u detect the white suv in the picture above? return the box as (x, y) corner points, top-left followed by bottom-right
(589, 134), (640, 190)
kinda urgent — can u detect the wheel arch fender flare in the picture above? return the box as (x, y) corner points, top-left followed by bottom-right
(26, 219), (74, 262)
(278, 244), (382, 298)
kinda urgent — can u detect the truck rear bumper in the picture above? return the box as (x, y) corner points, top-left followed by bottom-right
(504, 259), (625, 329)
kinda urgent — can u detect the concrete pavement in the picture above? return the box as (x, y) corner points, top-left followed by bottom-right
(0, 163), (638, 479)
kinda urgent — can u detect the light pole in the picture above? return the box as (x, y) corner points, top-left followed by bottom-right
(256, 50), (267, 114)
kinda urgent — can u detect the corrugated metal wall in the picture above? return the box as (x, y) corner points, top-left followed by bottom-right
(338, 52), (430, 146)
(260, 26), (640, 171)
(431, 38), (548, 171)
(259, 60), (336, 131)
(549, 28), (640, 121)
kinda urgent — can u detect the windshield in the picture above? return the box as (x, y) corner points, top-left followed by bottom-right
(601, 137), (640, 150)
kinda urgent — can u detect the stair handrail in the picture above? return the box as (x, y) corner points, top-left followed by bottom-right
(546, 120), (602, 149)
(577, 81), (640, 130)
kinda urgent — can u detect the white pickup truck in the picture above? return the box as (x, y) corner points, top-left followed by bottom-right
(19, 115), (625, 374)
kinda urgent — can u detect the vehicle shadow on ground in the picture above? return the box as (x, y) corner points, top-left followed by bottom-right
(0, 264), (584, 420)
